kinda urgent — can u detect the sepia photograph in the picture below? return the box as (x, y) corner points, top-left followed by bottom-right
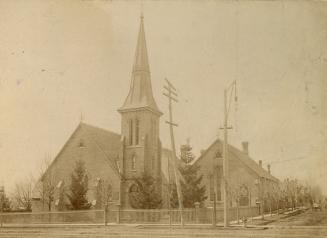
(0, 0), (326, 237)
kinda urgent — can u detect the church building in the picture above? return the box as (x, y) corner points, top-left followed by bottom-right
(32, 15), (280, 213)
(32, 15), (170, 211)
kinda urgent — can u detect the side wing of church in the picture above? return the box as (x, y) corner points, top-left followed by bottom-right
(194, 140), (279, 210)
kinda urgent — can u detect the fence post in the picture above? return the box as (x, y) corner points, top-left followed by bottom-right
(104, 205), (108, 226)
(212, 193), (217, 227)
(116, 204), (121, 224)
(236, 199), (239, 224)
(194, 202), (200, 224)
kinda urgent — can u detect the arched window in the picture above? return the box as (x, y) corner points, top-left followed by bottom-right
(129, 184), (139, 208)
(216, 166), (222, 201)
(209, 167), (222, 201)
(129, 119), (133, 145)
(131, 155), (136, 171)
(239, 184), (249, 206)
(135, 119), (140, 145)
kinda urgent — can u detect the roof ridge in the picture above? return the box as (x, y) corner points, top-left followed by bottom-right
(193, 139), (278, 181)
(80, 122), (120, 137)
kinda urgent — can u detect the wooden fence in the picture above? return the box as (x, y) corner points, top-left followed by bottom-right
(0, 206), (260, 225)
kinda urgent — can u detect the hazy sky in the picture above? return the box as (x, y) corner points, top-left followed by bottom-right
(0, 0), (326, 194)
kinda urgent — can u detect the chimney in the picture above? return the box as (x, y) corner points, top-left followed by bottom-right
(242, 141), (249, 155)
(259, 160), (262, 167)
(267, 164), (271, 174)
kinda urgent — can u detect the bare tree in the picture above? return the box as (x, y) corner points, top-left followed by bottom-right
(98, 179), (113, 208)
(40, 158), (55, 211)
(33, 156), (55, 211)
(13, 177), (33, 211)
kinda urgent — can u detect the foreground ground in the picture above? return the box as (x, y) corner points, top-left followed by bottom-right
(1, 226), (327, 238)
(0, 210), (327, 237)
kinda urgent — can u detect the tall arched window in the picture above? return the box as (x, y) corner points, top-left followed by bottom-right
(239, 184), (249, 206)
(129, 119), (133, 145)
(135, 119), (140, 145)
(131, 155), (136, 171)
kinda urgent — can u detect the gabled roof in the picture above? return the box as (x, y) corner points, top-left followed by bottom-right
(41, 123), (122, 182)
(194, 139), (279, 182)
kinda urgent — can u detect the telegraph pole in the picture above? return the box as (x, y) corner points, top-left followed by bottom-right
(0, 185), (4, 228)
(163, 78), (184, 227)
(221, 80), (237, 227)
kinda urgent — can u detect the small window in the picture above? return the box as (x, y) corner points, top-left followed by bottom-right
(79, 140), (85, 148)
(131, 155), (136, 171)
(215, 151), (222, 158)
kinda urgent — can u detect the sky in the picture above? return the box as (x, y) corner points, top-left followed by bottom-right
(0, 0), (326, 195)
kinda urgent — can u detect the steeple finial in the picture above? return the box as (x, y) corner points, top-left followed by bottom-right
(140, 11), (144, 20)
(140, 1), (144, 20)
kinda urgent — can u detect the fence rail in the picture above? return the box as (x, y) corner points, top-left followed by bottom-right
(0, 206), (260, 225)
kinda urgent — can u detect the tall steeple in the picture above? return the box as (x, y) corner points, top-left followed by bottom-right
(118, 15), (163, 208)
(118, 15), (161, 115)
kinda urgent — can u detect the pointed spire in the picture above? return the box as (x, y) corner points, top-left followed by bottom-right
(133, 13), (150, 73)
(119, 15), (162, 115)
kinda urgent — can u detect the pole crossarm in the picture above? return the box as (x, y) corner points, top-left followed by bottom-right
(219, 126), (233, 130)
(163, 93), (178, 102)
(165, 121), (178, 127)
(163, 86), (178, 96)
(164, 78), (177, 91)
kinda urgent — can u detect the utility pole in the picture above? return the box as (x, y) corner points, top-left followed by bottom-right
(167, 154), (172, 229)
(163, 78), (184, 227)
(0, 185), (4, 228)
(212, 167), (217, 227)
(220, 80), (237, 227)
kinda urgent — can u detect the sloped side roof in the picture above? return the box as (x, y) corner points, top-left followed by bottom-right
(193, 139), (279, 182)
(80, 123), (121, 175)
